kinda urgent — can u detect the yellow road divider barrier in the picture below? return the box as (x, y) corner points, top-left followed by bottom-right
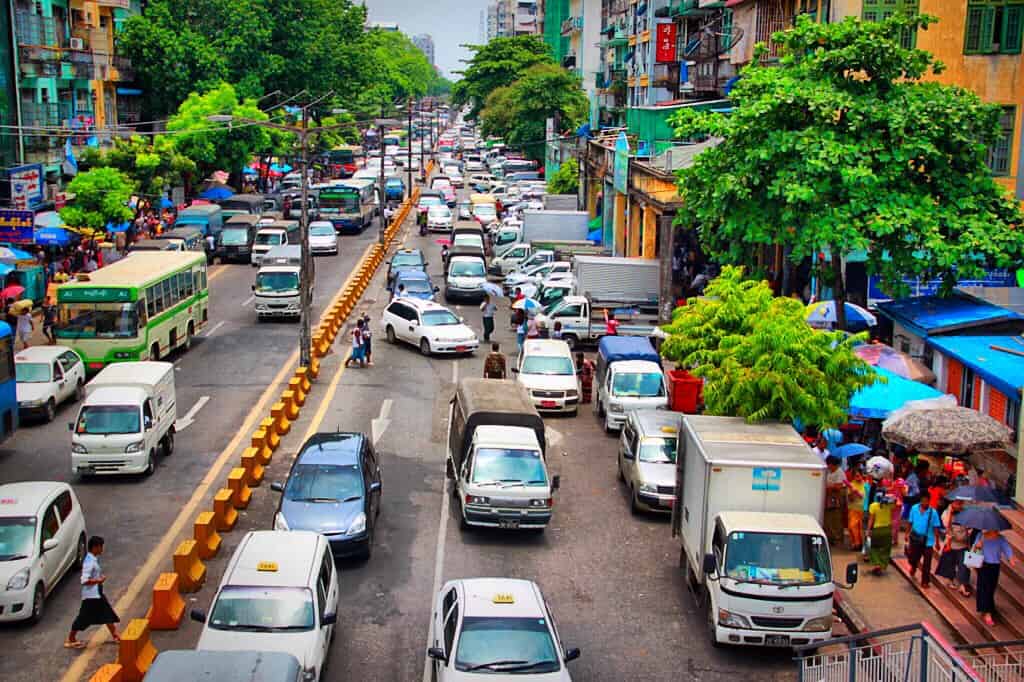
(309, 355), (320, 379)
(227, 467), (253, 509)
(240, 447), (264, 485)
(146, 572), (186, 630)
(270, 402), (290, 436)
(288, 377), (306, 406)
(212, 488), (238, 531)
(88, 664), (122, 682)
(117, 619), (157, 682)
(193, 511), (222, 559)
(251, 428), (272, 463)
(172, 540), (206, 593)
(282, 390), (300, 420)
(260, 418), (281, 451)
(296, 367), (312, 393)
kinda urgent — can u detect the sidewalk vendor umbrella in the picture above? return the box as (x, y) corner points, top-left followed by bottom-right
(269, 163), (293, 174)
(33, 211), (64, 228)
(849, 367), (944, 420)
(806, 300), (878, 331)
(0, 247), (23, 261)
(199, 185), (234, 201)
(865, 455), (894, 480)
(480, 282), (503, 298)
(882, 405), (1012, 454)
(512, 297), (542, 314)
(954, 507), (1010, 532)
(0, 284), (24, 301)
(946, 485), (1000, 503)
(854, 343), (936, 385)
(833, 443), (871, 459)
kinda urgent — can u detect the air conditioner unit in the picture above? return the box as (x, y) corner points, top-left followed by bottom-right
(69, 37), (84, 50)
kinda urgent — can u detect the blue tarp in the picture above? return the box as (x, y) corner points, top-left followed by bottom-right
(876, 293), (1021, 337)
(848, 366), (944, 420)
(199, 186), (234, 201)
(597, 336), (659, 365)
(927, 335), (1024, 401)
(106, 221), (131, 233)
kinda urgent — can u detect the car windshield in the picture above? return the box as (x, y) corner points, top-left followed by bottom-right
(521, 356), (573, 375)
(0, 517), (35, 560)
(209, 586), (315, 632)
(402, 279), (433, 294)
(421, 310), (460, 326)
(419, 197), (443, 208)
(255, 272), (299, 293)
(75, 405), (140, 435)
(393, 253), (424, 267)
(219, 228), (249, 246)
(56, 302), (139, 339)
(309, 224), (335, 237)
(255, 232), (283, 246)
(284, 463), (363, 501)
(450, 261), (485, 278)
(472, 448), (546, 486)
(724, 532), (832, 586)
(474, 206), (496, 217)
(15, 362), (50, 383)
(453, 236), (482, 248)
(639, 438), (676, 463)
(429, 208), (451, 219)
(612, 372), (665, 398)
(455, 617), (559, 673)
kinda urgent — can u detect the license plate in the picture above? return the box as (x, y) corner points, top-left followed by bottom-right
(498, 520), (520, 529)
(765, 635), (790, 647)
(456, 345), (467, 352)
(541, 400), (557, 408)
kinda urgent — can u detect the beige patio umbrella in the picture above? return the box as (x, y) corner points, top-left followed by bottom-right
(882, 406), (1012, 454)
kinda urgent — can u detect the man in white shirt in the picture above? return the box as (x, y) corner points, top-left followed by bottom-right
(65, 536), (120, 648)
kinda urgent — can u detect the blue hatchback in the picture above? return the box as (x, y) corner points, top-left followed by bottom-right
(271, 432), (382, 558)
(392, 270), (438, 301)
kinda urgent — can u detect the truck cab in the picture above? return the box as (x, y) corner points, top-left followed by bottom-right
(595, 337), (666, 432)
(251, 221), (300, 267)
(488, 242), (533, 278)
(253, 245), (306, 321)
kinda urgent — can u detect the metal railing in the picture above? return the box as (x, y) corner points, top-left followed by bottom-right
(15, 11), (64, 47)
(795, 624), (984, 682)
(955, 640), (1024, 682)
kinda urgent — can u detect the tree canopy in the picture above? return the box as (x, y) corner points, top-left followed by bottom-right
(452, 36), (554, 117)
(671, 14), (1024, 329)
(59, 168), (135, 232)
(83, 135), (197, 198)
(661, 266), (875, 427)
(547, 158), (579, 195)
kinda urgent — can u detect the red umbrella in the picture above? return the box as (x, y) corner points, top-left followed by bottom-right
(0, 285), (25, 302)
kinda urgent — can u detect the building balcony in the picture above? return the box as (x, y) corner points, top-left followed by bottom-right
(652, 62), (680, 88)
(110, 55), (135, 82)
(561, 16), (583, 36)
(15, 12), (65, 48)
(72, 26), (112, 54)
(20, 101), (75, 128)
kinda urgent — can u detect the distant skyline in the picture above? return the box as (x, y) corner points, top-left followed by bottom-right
(364, 0), (490, 77)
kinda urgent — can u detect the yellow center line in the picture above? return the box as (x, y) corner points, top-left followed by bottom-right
(207, 265), (227, 282)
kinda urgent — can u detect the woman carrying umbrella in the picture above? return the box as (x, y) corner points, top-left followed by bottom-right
(936, 498), (973, 597)
(962, 508), (1016, 626)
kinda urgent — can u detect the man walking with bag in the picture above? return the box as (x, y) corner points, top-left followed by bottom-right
(907, 497), (944, 588)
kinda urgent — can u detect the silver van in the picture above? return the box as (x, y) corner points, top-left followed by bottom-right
(617, 409), (683, 514)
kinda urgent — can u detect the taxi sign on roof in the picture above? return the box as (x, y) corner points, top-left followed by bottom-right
(492, 593), (515, 604)
(661, 426), (678, 434)
(256, 561), (278, 572)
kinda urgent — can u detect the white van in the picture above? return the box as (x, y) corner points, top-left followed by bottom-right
(193, 531), (338, 682)
(513, 339), (580, 415)
(251, 221), (300, 266)
(70, 361), (176, 476)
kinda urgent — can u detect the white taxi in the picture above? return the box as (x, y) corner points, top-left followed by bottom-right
(428, 578), (580, 680)
(513, 340), (580, 415)
(16, 346), (86, 422)
(192, 531), (338, 682)
(0, 482), (87, 623)
(381, 298), (478, 356)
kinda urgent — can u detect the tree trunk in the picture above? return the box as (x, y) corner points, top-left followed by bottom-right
(831, 244), (847, 331)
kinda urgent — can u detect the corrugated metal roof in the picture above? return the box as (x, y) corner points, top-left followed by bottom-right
(927, 335), (1024, 400)
(875, 293), (1022, 336)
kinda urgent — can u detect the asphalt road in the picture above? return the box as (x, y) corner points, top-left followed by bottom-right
(0, 221), (381, 682)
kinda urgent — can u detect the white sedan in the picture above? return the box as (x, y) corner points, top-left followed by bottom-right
(381, 298), (478, 356)
(308, 221), (338, 255)
(428, 206), (454, 232)
(15, 346), (85, 422)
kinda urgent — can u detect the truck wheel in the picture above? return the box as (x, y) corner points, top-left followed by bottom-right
(75, 380), (85, 401)
(386, 326), (397, 344)
(44, 399), (56, 423)
(144, 451), (156, 477)
(617, 458), (624, 482)
(458, 500), (469, 531)
(163, 429), (175, 456)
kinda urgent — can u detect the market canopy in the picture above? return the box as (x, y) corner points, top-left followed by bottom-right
(848, 366), (944, 420)
(882, 400), (1012, 453)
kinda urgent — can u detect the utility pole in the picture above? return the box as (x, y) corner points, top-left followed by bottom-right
(379, 101), (386, 245)
(407, 99), (414, 192)
(418, 99), (426, 183)
(298, 106), (312, 368)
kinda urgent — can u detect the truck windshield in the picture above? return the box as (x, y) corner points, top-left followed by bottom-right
(75, 405), (141, 435)
(450, 261), (485, 278)
(209, 586), (314, 632)
(724, 532), (831, 586)
(612, 372), (665, 398)
(56, 303), (139, 339)
(255, 232), (283, 246)
(472, 448), (546, 486)
(219, 228), (249, 246)
(255, 272), (299, 293)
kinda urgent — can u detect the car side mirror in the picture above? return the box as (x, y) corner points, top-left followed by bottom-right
(144, 417), (153, 430)
(270, 481), (284, 493)
(190, 609), (207, 624)
(369, 481), (382, 493)
(321, 611), (338, 626)
(845, 561), (859, 586)
(68, 422), (74, 432)
(424, 262), (429, 267)
(428, 647), (447, 663)
(564, 647), (581, 663)
(251, 285), (255, 292)
(43, 538), (59, 553)
(703, 553), (718, 578)
(551, 475), (561, 491)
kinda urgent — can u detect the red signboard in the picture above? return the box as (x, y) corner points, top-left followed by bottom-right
(655, 23), (677, 63)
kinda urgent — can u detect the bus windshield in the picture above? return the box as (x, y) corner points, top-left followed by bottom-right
(320, 191), (360, 212)
(56, 302), (139, 339)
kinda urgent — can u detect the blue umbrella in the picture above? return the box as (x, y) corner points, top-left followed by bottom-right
(807, 300), (878, 330)
(269, 163), (292, 174)
(199, 186), (234, 201)
(954, 507), (1010, 531)
(106, 221), (130, 233)
(512, 297), (542, 314)
(243, 167), (258, 176)
(159, 196), (174, 209)
(848, 366), (944, 420)
(946, 485), (999, 503)
(832, 443), (871, 459)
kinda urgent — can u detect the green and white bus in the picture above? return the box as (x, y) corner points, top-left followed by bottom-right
(55, 251), (209, 371)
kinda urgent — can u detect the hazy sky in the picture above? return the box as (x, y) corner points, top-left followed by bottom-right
(364, 0), (490, 77)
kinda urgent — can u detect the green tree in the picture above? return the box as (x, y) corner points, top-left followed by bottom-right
(480, 64), (587, 162)
(59, 168), (135, 232)
(452, 36), (553, 117)
(661, 266), (876, 427)
(547, 158), (579, 195)
(671, 14), (1024, 330)
(101, 136), (197, 198)
(167, 83), (291, 180)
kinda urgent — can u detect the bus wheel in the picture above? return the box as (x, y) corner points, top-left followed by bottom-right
(183, 323), (195, 351)
(150, 343), (160, 361)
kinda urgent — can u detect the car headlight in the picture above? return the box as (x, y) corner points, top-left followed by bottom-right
(346, 512), (366, 535)
(718, 609), (751, 629)
(639, 483), (658, 494)
(566, 389), (579, 398)
(20, 399), (44, 407)
(71, 443), (88, 454)
(804, 616), (834, 632)
(467, 495), (490, 505)
(273, 513), (289, 531)
(529, 498), (551, 507)
(609, 402), (623, 413)
(125, 440), (144, 454)
(6, 567), (30, 591)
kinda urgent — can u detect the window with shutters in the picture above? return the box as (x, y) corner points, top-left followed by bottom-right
(964, 1), (1024, 54)
(862, 0), (919, 48)
(986, 106), (1016, 176)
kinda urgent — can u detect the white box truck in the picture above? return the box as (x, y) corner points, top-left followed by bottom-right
(521, 210), (590, 243)
(671, 416), (857, 649)
(253, 245), (307, 321)
(70, 361), (177, 477)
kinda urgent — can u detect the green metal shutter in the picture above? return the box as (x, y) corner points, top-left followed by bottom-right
(964, 5), (986, 53)
(980, 5), (998, 52)
(1002, 4), (1024, 53)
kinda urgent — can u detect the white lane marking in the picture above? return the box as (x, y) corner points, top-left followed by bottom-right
(423, 360), (457, 682)
(371, 398), (393, 446)
(241, 295), (255, 307)
(202, 320), (227, 337)
(175, 395), (209, 432)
